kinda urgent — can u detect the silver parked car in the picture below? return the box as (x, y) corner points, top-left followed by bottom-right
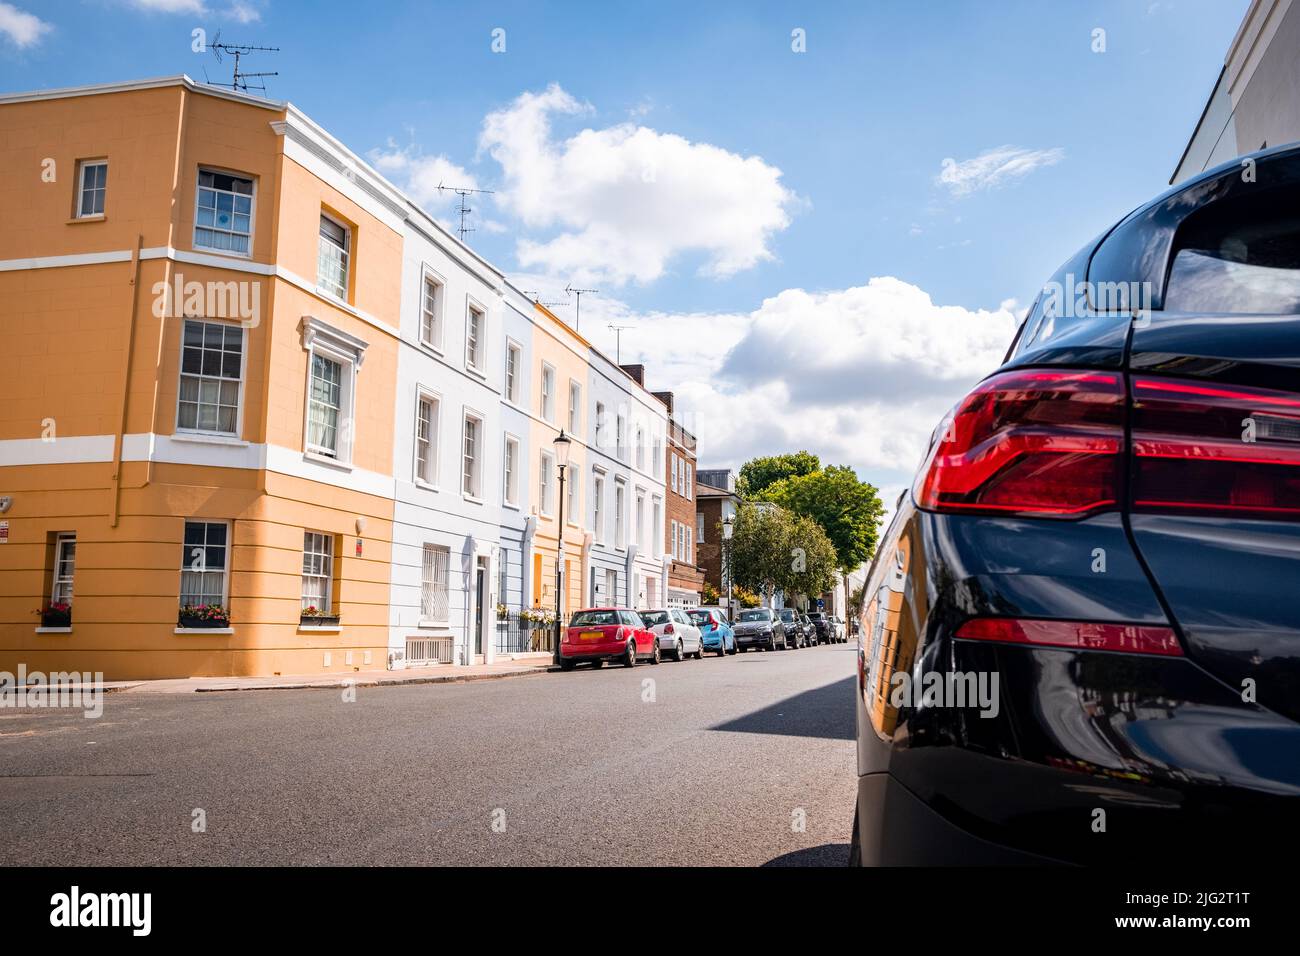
(640, 609), (704, 661)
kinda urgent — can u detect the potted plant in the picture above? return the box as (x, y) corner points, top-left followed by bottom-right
(178, 603), (230, 628)
(299, 604), (340, 627)
(495, 602), (509, 621)
(37, 602), (72, 628)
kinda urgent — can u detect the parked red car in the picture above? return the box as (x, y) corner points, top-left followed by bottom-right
(560, 608), (660, 670)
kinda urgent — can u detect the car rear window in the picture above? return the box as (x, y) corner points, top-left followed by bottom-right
(687, 610), (711, 625)
(1165, 191), (1300, 314)
(640, 611), (669, 626)
(737, 610), (769, 622)
(570, 610), (617, 626)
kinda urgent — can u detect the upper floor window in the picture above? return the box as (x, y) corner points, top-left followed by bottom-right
(505, 342), (521, 404)
(463, 412), (483, 499)
(592, 472), (605, 541)
(568, 381), (581, 434)
(420, 273), (444, 348)
(465, 302), (485, 373)
(195, 169), (253, 255)
(615, 481), (626, 549)
(635, 427), (645, 470)
(307, 353), (345, 459)
(300, 317), (365, 465)
(684, 463), (693, 500)
(594, 401), (606, 447)
(503, 435), (520, 506)
(317, 213), (350, 300)
(178, 319), (243, 436)
(414, 392), (439, 486)
(653, 438), (662, 478)
(539, 451), (555, 515)
(616, 413), (626, 460)
(76, 160), (107, 218)
(541, 363), (556, 422)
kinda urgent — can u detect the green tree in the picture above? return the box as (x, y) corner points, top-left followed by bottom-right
(737, 451), (820, 500)
(728, 501), (838, 606)
(766, 464), (885, 603)
(787, 512), (839, 599)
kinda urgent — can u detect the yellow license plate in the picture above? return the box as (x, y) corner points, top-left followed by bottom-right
(581, 630), (604, 641)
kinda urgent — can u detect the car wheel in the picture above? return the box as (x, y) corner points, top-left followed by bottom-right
(766, 637), (775, 652)
(694, 640), (705, 660)
(590, 658), (603, 669)
(559, 659), (576, 671)
(673, 639), (683, 662)
(650, 641), (661, 665)
(623, 641), (637, 668)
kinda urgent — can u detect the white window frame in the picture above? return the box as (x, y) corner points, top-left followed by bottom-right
(696, 512), (705, 544)
(51, 533), (76, 605)
(594, 401), (606, 448)
(614, 479), (627, 551)
(465, 296), (487, 375)
(567, 463), (580, 526)
(635, 489), (645, 547)
(462, 409), (484, 501)
(76, 159), (107, 219)
(301, 531), (334, 615)
(420, 543), (451, 626)
(413, 388), (440, 487)
(672, 519), (679, 559)
(616, 412), (627, 461)
(300, 317), (367, 468)
(179, 519), (231, 611)
(176, 318), (245, 438)
(592, 470), (606, 543)
(540, 363), (556, 423)
(503, 434), (520, 507)
(652, 496), (663, 556)
(653, 438), (663, 478)
(635, 426), (645, 471)
(568, 380), (581, 434)
(419, 266), (446, 352)
(671, 454), (679, 493)
(539, 450), (555, 517)
(684, 463), (693, 500)
(193, 167), (255, 258)
(317, 211), (351, 302)
(504, 340), (522, 404)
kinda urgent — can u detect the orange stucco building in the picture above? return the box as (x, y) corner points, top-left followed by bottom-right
(0, 77), (403, 678)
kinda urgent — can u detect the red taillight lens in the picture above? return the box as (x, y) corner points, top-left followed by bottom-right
(664, 623), (674, 634)
(955, 618), (1183, 656)
(915, 369), (1125, 517)
(1132, 376), (1300, 519)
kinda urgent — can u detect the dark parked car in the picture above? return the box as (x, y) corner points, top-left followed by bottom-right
(777, 608), (806, 648)
(807, 612), (833, 644)
(852, 144), (1300, 866)
(732, 607), (788, 652)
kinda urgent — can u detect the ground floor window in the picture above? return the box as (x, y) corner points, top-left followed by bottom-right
(301, 531), (333, 614)
(180, 520), (228, 614)
(421, 544), (450, 624)
(51, 533), (76, 605)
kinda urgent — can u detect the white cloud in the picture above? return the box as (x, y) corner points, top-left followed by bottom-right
(937, 145), (1065, 197)
(368, 138), (480, 226)
(0, 2), (52, 47)
(524, 274), (1020, 486)
(124, 0), (262, 20)
(480, 83), (797, 286)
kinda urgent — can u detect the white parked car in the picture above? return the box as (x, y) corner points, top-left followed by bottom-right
(640, 609), (703, 661)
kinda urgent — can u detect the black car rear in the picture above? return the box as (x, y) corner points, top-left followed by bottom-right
(852, 144), (1300, 866)
(808, 612), (832, 644)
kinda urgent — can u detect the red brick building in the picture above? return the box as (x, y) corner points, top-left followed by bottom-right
(653, 390), (705, 608)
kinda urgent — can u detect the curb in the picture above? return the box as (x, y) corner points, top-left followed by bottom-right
(192, 665), (555, 693)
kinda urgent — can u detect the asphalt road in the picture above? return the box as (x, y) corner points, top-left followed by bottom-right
(0, 642), (858, 866)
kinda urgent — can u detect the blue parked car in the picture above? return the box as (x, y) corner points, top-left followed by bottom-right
(688, 608), (736, 657)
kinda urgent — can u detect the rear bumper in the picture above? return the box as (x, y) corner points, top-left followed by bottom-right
(560, 640), (624, 660)
(855, 773), (1061, 866)
(734, 631), (772, 647)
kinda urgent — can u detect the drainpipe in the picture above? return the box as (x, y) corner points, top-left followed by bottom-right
(109, 235), (144, 528)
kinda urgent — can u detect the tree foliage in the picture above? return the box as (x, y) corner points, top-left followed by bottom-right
(728, 501), (837, 602)
(765, 464), (885, 571)
(737, 451), (821, 500)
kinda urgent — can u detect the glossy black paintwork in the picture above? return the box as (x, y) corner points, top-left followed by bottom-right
(855, 143), (1300, 865)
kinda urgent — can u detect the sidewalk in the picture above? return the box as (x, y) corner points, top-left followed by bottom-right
(105, 656), (555, 696)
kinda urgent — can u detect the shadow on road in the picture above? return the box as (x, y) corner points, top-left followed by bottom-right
(710, 675), (855, 740)
(763, 843), (850, 867)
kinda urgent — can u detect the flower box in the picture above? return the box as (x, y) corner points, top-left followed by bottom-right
(299, 614), (341, 627)
(178, 604), (230, 629)
(39, 604), (72, 628)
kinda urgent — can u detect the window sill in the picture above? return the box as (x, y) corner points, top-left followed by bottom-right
(414, 479), (440, 493)
(462, 493), (484, 506)
(175, 627), (235, 635)
(417, 340), (445, 358)
(417, 621), (451, 630)
(35, 626), (72, 634)
(315, 286), (352, 308)
(66, 215), (105, 225)
(465, 365), (487, 380)
(503, 501), (521, 511)
(304, 451), (353, 472)
(193, 245), (253, 261)
(172, 431), (248, 447)
(297, 625), (341, 633)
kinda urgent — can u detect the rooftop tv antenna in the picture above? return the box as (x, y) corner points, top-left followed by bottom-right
(436, 182), (496, 243)
(608, 323), (634, 364)
(521, 291), (571, 311)
(208, 31), (280, 94)
(565, 285), (598, 332)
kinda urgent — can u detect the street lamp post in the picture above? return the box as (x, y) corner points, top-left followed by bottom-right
(722, 515), (734, 622)
(552, 430), (572, 666)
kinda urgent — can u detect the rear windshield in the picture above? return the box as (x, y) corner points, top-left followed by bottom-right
(779, 609), (796, 621)
(737, 610), (770, 622)
(640, 611), (669, 626)
(687, 610), (712, 625)
(570, 610), (617, 626)
(1165, 191), (1300, 314)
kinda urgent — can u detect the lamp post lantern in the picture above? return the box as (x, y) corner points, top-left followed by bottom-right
(552, 430), (572, 665)
(722, 515), (734, 622)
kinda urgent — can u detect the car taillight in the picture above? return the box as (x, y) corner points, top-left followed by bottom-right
(664, 623), (674, 634)
(1132, 376), (1300, 519)
(915, 369), (1125, 517)
(955, 617), (1183, 656)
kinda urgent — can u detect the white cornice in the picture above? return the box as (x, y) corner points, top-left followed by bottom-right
(0, 74), (282, 111)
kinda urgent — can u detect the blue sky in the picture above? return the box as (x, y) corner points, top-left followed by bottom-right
(1, 0), (1252, 501)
